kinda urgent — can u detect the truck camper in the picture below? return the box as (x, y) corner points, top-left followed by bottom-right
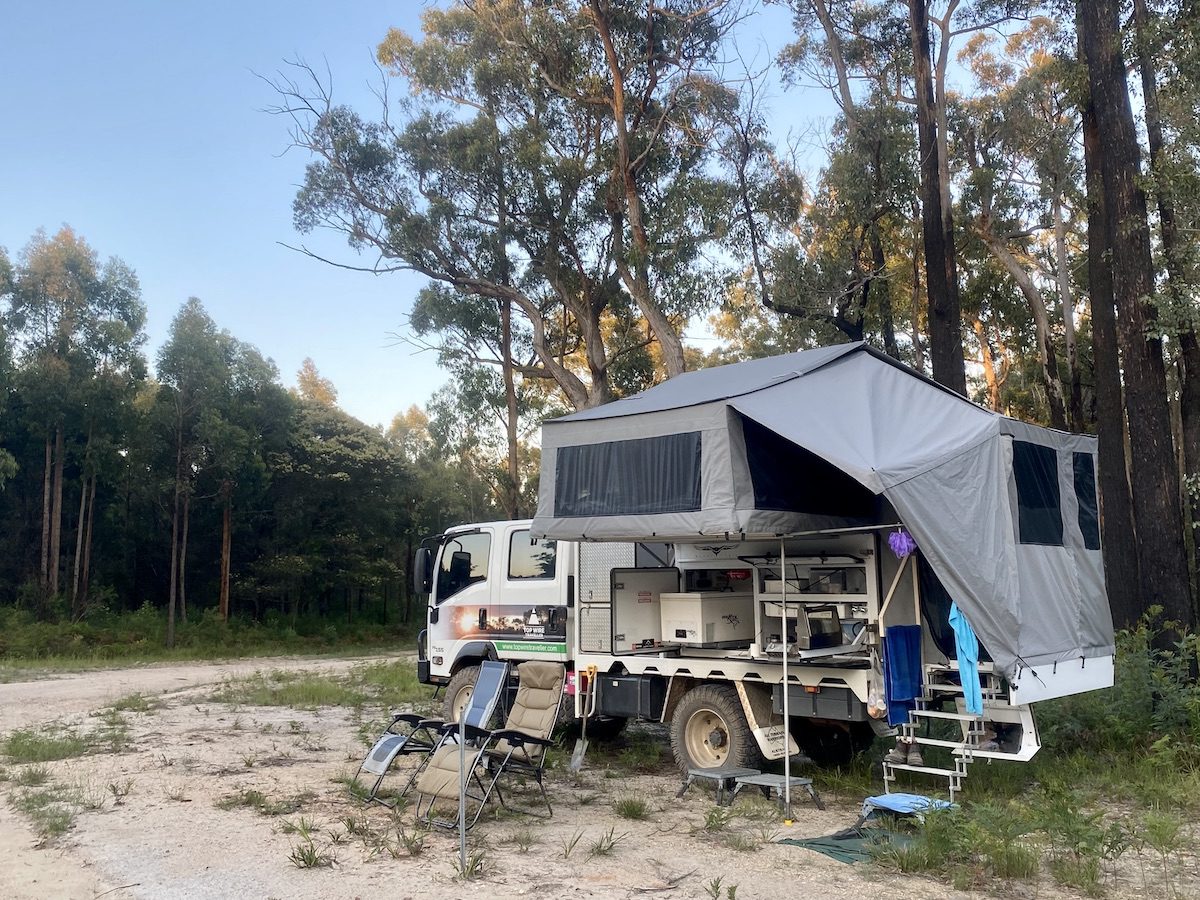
(414, 344), (1115, 798)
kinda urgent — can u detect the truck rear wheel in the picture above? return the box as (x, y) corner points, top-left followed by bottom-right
(670, 684), (761, 771)
(443, 665), (480, 723)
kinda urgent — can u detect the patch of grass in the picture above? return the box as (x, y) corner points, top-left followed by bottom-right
(2, 726), (88, 762)
(280, 816), (318, 839)
(615, 733), (664, 773)
(288, 838), (336, 869)
(457, 847), (489, 880)
(14, 764), (52, 787)
(107, 779), (134, 805)
(333, 773), (372, 802)
(701, 806), (733, 833)
(588, 826), (628, 858)
(723, 831), (759, 852)
(212, 659), (428, 711)
(502, 827), (538, 852)
(11, 784), (77, 841)
(560, 829), (584, 859)
(214, 671), (367, 708)
(614, 795), (650, 820)
(215, 789), (314, 816)
(0, 604), (417, 668)
(106, 693), (158, 714)
(397, 825), (429, 857)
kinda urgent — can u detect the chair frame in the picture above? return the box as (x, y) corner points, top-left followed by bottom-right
(355, 659), (510, 805)
(414, 662), (565, 830)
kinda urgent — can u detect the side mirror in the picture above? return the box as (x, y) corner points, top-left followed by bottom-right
(413, 547), (433, 596)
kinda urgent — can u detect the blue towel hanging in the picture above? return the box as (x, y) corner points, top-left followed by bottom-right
(949, 602), (983, 715)
(883, 624), (922, 726)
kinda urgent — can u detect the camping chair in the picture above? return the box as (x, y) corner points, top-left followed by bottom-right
(355, 659), (510, 805)
(413, 660), (565, 830)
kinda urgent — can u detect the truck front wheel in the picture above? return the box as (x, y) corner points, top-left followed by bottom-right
(443, 665), (480, 723)
(670, 684), (761, 772)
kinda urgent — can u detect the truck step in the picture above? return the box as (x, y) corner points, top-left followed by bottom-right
(884, 762), (964, 778)
(909, 708), (981, 721)
(910, 736), (978, 750)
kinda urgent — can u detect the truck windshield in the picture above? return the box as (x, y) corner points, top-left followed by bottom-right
(436, 532), (491, 602)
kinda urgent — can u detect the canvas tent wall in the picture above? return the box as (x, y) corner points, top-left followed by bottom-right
(531, 343), (1114, 702)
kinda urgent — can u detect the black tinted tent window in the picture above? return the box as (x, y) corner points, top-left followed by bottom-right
(741, 416), (877, 517)
(554, 432), (702, 517)
(1013, 440), (1063, 546)
(1073, 452), (1101, 550)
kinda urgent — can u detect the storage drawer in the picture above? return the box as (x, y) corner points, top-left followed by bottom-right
(596, 675), (667, 720)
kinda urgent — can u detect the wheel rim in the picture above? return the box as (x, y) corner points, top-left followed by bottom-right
(683, 707), (731, 767)
(451, 684), (473, 720)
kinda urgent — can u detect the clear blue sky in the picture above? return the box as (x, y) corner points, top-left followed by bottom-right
(0, 1), (823, 429)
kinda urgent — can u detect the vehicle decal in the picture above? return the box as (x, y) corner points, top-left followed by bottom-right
(442, 604), (567, 642)
(493, 640), (568, 654)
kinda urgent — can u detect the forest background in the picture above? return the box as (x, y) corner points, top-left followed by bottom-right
(1, 0), (1197, 660)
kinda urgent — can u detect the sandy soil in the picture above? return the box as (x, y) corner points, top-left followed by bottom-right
(0, 656), (1194, 900)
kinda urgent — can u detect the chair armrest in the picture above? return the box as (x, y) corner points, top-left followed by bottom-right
(435, 721), (494, 741)
(389, 713), (425, 729)
(490, 729), (554, 748)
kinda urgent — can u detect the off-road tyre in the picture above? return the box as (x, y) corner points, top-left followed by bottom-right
(669, 684), (761, 772)
(442, 664), (480, 723)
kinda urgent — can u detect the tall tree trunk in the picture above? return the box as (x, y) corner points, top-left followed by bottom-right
(978, 231), (1069, 429)
(909, 207), (927, 374)
(1080, 0), (1192, 630)
(179, 490), (190, 625)
(590, 0), (686, 378)
(872, 226), (900, 360)
(71, 469), (87, 617)
(219, 481), (232, 622)
(501, 297), (521, 519)
(1082, 95), (1141, 628)
(49, 425), (65, 597)
(79, 474), (96, 611)
(1052, 192), (1083, 431)
(40, 432), (51, 587)
(908, 0), (966, 396)
(167, 433), (183, 649)
(972, 316), (1002, 411)
(1133, 0), (1200, 596)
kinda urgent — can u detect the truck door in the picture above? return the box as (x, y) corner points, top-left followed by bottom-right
(426, 528), (496, 680)
(490, 527), (568, 663)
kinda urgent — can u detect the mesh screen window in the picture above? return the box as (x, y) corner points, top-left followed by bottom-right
(554, 432), (702, 517)
(1072, 452), (1101, 550)
(1013, 440), (1063, 546)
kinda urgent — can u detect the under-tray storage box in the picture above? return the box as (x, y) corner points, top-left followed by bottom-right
(659, 592), (754, 646)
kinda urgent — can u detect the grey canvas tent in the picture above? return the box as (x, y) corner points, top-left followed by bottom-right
(531, 343), (1114, 692)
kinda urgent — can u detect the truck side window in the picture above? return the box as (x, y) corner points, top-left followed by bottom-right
(436, 532), (491, 602)
(508, 530), (557, 579)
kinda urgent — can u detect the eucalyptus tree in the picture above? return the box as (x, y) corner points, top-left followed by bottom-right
(5, 227), (145, 602)
(0, 249), (15, 492)
(957, 18), (1083, 430)
(157, 298), (230, 645)
(273, 0), (745, 411)
(1079, 0), (1192, 630)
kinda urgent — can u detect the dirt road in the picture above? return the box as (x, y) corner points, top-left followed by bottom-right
(0, 656), (1163, 900)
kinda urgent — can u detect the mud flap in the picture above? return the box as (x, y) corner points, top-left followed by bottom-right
(735, 681), (798, 760)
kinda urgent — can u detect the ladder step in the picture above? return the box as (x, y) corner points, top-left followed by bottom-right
(923, 682), (1001, 695)
(911, 737), (976, 749)
(910, 708), (981, 721)
(884, 762), (963, 777)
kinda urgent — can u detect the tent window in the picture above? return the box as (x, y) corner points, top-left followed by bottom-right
(1013, 440), (1063, 546)
(1073, 452), (1101, 550)
(554, 432), (701, 517)
(741, 416), (877, 516)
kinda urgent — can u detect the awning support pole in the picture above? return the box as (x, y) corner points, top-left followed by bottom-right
(780, 538), (792, 820)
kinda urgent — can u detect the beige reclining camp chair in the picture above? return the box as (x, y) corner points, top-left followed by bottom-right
(413, 660), (565, 830)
